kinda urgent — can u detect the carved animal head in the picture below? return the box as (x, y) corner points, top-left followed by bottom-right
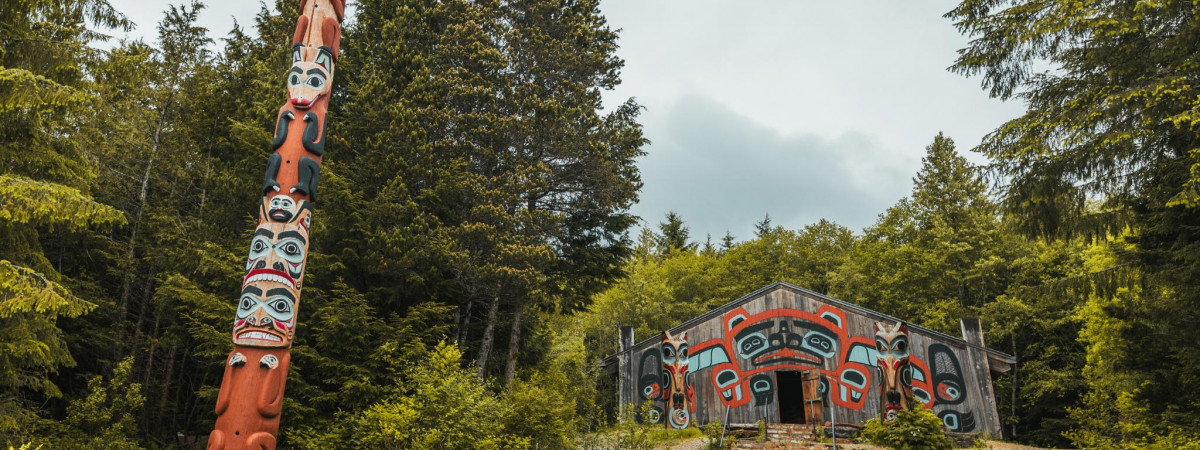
(287, 44), (334, 109)
(661, 331), (692, 428)
(874, 321), (913, 420)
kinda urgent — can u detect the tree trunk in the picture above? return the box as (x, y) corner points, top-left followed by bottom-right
(474, 294), (500, 378)
(503, 301), (525, 382)
(120, 96), (170, 346)
(160, 343), (177, 429)
(455, 300), (473, 347)
(1011, 333), (1018, 438)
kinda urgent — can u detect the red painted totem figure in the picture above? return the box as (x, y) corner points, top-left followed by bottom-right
(661, 331), (694, 428)
(874, 321), (914, 421)
(208, 0), (343, 448)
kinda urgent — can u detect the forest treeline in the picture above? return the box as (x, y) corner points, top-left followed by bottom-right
(3, 0), (1200, 448)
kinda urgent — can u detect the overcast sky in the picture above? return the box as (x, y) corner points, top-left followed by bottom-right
(105, 0), (1025, 241)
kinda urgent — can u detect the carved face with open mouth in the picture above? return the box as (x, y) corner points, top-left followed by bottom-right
(267, 195), (296, 222)
(232, 285), (296, 347)
(245, 227), (306, 289)
(287, 44), (333, 108)
(244, 204), (311, 290)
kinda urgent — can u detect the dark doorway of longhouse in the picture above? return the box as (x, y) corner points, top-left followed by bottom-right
(776, 371), (806, 424)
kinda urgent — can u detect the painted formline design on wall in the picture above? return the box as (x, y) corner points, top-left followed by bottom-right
(635, 304), (976, 432)
(208, 0), (343, 448)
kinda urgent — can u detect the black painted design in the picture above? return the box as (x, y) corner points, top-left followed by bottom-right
(291, 156), (320, 201)
(929, 343), (975, 432)
(302, 111), (325, 156)
(929, 344), (965, 405)
(263, 154), (282, 194)
(938, 410), (976, 433)
(272, 111), (295, 150)
(749, 373), (774, 406)
(636, 348), (664, 424)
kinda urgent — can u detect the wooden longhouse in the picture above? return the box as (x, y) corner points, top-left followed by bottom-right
(602, 282), (1015, 437)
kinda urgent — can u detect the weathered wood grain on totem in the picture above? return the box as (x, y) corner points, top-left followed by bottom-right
(616, 282), (1008, 438)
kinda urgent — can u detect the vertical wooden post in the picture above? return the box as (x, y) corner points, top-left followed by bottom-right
(618, 326), (634, 422)
(960, 317), (1003, 439)
(207, 1), (344, 448)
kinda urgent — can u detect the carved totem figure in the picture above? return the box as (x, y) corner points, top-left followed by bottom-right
(661, 331), (693, 429)
(874, 321), (914, 421)
(208, 0), (343, 448)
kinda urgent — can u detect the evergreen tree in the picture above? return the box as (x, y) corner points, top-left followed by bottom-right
(0, 0), (127, 439)
(754, 213), (772, 237)
(950, 0), (1200, 442)
(657, 211), (694, 253)
(833, 134), (1007, 330)
(720, 230), (735, 252)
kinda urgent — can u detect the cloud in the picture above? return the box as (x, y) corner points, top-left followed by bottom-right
(631, 94), (919, 241)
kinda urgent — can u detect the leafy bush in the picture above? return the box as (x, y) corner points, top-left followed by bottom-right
(700, 419), (727, 449)
(861, 408), (952, 450)
(349, 342), (530, 449)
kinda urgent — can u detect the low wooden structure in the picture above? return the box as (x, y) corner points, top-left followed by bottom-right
(603, 282), (1014, 438)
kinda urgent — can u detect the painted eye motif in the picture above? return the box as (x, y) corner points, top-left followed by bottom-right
(893, 338), (909, 358)
(265, 296), (295, 321)
(277, 238), (306, 263)
(237, 295), (258, 318)
(307, 76), (324, 89)
(270, 299), (291, 314)
(249, 236), (271, 260)
(289, 73), (302, 87)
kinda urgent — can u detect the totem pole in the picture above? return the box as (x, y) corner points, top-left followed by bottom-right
(661, 331), (693, 429)
(874, 321), (914, 421)
(207, 0), (343, 448)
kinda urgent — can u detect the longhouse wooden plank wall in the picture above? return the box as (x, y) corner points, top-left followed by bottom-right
(617, 283), (1004, 438)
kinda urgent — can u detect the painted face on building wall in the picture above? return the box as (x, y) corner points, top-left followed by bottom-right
(875, 321), (914, 420)
(731, 315), (839, 366)
(661, 331), (693, 429)
(232, 285), (296, 346)
(287, 45), (333, 108)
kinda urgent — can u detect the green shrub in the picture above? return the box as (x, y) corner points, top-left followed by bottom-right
(700, 420), (726, 449)
(861, 408), (952, 450)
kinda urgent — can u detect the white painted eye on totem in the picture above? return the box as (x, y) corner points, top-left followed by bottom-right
(893, 337), (909, 358)
(237, 294), (258, 318)
(275, 237), (306, 264)
(289, 68), (303, 87)
(249, 236), (272, 260)
(306, 75), (325, 89)
(266, 296), (294, 322)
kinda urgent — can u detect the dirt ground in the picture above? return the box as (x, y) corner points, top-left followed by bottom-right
(660, 437), (1056, 449)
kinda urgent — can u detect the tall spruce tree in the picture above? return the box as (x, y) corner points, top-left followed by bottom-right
(949, 0), (1200, 443)
(0, 0), (128, 439)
